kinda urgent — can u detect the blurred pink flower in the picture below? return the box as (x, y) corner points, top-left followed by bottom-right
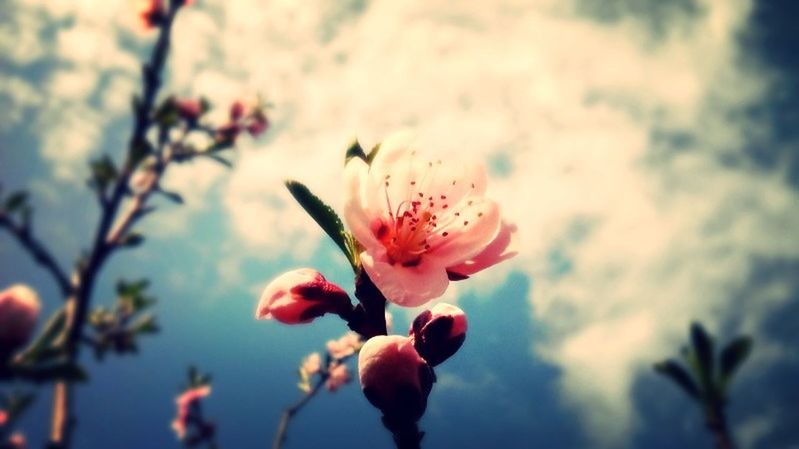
(8, 432), (25, 449)
(0, 284), (40, 358)
(358, 335), (433, 422)
(325, 362), (351, 392)
(344, 132), (505, 307)
(301, 352), (322, 375)
(175, 98), (203, 122)
(0, 409), (7, 426)
(409, 303), (467, 366)
(129, 166), (158, 194)
(171, 385), (211, 440)
(255, 269), (350, 325)
(136, 0), (164, 29)
(326, 331), (362, 360)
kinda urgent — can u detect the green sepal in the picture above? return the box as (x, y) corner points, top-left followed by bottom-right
(654, 359), (700, 401)
(284, 180), (356, 268)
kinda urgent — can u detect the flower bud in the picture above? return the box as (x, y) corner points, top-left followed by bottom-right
(8, 432), (26, 449)
(325, 362), (351, 392)
(172, 385), (211, 440)
(175, 98), (204, 122)
(301, 352), (322, 376)
(358, 335), (434, 423)
(0, 284), (40, 360)
(326, 331), (362, 360)
(255, 269), (351, 325)
(0, 409), (8, 426)
(409, 303), (466, 367)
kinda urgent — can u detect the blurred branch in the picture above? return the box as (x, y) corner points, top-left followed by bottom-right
(47, 3), (184, 448)
(0, 213), (71, 297)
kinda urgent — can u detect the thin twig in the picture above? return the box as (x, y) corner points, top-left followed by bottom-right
(0, 214), (71, 297)
(271, 377), (327, 449)
(46, 5), (182, 448)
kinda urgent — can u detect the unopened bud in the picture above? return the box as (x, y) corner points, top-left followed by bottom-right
(358, 335), (434, 423)
(255, 269), (350, 325)
(409, 303), (467, 366)
(0, 284), (40, 361)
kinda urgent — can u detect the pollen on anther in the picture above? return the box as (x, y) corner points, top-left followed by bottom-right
(471, 183), (475, 188)
(440, 195), (447, 199)
(443, 204), (449, 209)
(454, 212), (460, 216)
(410, 181), (416, 185)
(418, 192), (424, 198)
(463, 221), (469, 226)
(442, 232), (449, 237)
(478, 212), (483, 217)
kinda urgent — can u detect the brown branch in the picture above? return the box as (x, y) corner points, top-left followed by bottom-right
(0, 214), (71, 297)
(46, 4), (184, 448)
(271, 377), (326, 449)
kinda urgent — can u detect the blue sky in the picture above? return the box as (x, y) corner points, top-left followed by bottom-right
(1, 0), (798, 448)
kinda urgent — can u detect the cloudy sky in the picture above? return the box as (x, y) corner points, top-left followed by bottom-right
(1, 0), (797, 448)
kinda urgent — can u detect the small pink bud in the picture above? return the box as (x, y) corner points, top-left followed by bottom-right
(245, 110), (269, 137)
(326, 331), (362, 360)
(136, 0), (165, 30)
(8, 432), (26, 449)
(229, 101), (244, 121)
(409, 303), (467, 366)
(358, 335), (434, 422)
(172, 386), (211, 440)
(175, 98), (203, 122)
(129, 167), (158, 193)
(301, 352), (322, 375)
(255, 269), (350, 325)
(0, 284), (40, 360)
(325, 362), (351, 392)
(0, 409), (8, 426)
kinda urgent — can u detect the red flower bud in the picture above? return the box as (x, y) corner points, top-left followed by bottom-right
(137, 0), (165, 30)
(245, 110), (269, 137)
(0, 284), (40, 360)
(409, 303), (467, 366)
(229, 101), (244, 121)
(255, 269), (350, 325)
(358, 335), (434, 422)
(8, 432), (26, 449)
(175, 98), (203, 122)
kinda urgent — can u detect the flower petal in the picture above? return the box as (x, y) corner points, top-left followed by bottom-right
(427, 198), (501, 267)
(343, 157), (381, 250)
(361, 252), (449, 307)
(447, 221), (518, 277)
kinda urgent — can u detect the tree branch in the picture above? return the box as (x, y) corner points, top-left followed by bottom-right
(0, 214), (71, 297)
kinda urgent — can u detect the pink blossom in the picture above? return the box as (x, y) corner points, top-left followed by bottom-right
(245, 111), (269, 137)
(8, 432), (25, 449)
(326, 331), (362, 360)
(229, 101), (244, 121)
(129, 167), (158, 194)
(175, 98), (203, 122)
(409, 303), (467, 366)
(0, 284), (40, 358)
(344, 132), (504, 307)
(358, 335), (434, 422)
(172, 385), (211, 440)
(0, 409), (7, 426)
(136, 0), (164, 29)
(447, 221), (517, 278)
(255, 269), (350, 325)
(325, 362), (351, 392)
(301, 352), (322, 375)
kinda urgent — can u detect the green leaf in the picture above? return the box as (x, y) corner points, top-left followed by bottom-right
(89, 155), (118, 192)
(130, 313), (159, 335)
(345, 139), (367, 164)
(16, 308), (67, 364)
(159, 189), (184, 204)
(120, 232), (145, 248)
(117, 278), (150, 297)
(5, 191), (28, 213)
(285, 180), (353, 264)
(205, 153), (233, 168)
(366, 142), (381, 164)
(690, 322), (715, 391)
(654, 360), (700, 400)
(719, 336), (752, 387)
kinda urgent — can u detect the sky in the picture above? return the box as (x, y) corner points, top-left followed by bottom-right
(1, 0), (798, 448)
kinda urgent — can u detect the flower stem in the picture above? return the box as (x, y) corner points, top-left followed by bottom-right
(271, 375), (327, 449)
(381, 415), (423, 449)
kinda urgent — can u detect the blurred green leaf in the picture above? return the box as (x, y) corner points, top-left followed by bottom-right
(655, 360), (700, 400)
(117, 278), (150, 297)
(719, 336), (752, 389)
(16, 308), (67, 364)
(130, 313), (159, 335)
(159, 190), (184, 204)
(690, 322), (715, 391)
(366, 142), (381, 164)
(285, 180), (353, 264)
(205, 154), (233, 168)
(4, 191), (28, 213)
(89, 155), (118, 192)
(345, 139), (367, 164)
(120, 232), (145, 248)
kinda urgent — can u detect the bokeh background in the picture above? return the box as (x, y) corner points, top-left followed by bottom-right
(1, 0), (798, 448)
